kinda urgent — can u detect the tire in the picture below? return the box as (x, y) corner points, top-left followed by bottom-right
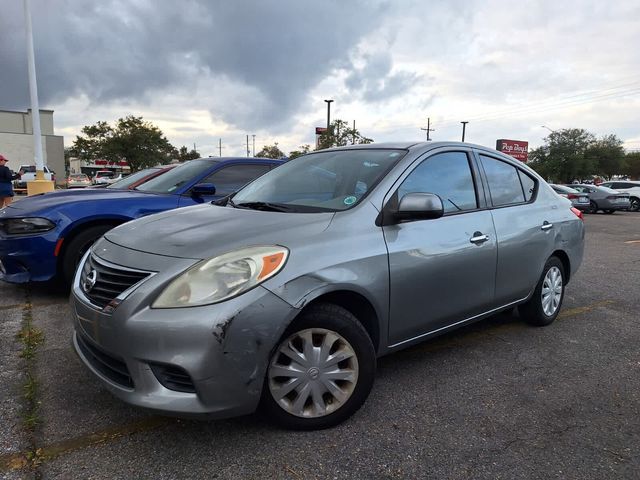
(61, 225), (114, 286)
(520, 257), (565, 327)
(604, 209), (615, 214)
(261, 303), (376, 430)
(587, 200), (598, 214)
(629, 197), (640, 212)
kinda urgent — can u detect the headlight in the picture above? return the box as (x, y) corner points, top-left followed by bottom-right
(152, 245), (289, 308)
(0, 217), (55, 235)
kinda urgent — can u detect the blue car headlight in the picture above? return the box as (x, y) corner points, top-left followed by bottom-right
(0, 217), (55, 235)
(152, 246), (289, 308)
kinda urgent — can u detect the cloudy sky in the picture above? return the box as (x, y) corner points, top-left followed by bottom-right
(1, 0), (639, 157)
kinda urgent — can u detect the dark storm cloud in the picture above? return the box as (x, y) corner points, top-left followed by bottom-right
(0, 0), (389, 128)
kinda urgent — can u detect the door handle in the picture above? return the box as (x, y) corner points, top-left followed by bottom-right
(541, 222), (553, 231)
(470, 232), (489, 244)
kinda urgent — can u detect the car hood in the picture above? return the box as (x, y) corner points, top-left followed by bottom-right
(7, 189), (158, 213)
(104, 203), (334, 260)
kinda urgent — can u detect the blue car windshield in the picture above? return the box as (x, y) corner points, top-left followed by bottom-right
(136, 160), (217, 194)
(232, 149), (406, 212)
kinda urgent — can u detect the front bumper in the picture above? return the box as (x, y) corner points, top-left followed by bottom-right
(0, 232), (59, 283)
(71, 247), (299, 418)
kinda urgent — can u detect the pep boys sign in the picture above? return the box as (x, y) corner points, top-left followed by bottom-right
(496, 139), (528, 162)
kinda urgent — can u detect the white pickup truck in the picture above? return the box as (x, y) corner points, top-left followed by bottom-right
(13, 165), (56, 191)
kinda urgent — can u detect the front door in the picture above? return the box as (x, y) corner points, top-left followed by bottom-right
(384, 151), (497, 346)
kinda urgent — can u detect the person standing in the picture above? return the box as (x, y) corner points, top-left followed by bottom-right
(0, 154), (19, 208)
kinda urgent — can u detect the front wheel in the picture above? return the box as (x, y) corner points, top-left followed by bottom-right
(262, 303), (376, 430)
(629, 197), (640, 212)
(520, 257), (565, 327)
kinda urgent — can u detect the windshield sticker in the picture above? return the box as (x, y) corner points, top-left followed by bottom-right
(344, 196), (357, 206)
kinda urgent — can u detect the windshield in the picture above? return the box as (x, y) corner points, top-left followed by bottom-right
(108, 168), (158, 189)
(136, 160), (216, 194)
(232, 149), (406, 212)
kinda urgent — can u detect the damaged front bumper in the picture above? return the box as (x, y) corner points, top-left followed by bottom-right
(70, 244), (299, 418)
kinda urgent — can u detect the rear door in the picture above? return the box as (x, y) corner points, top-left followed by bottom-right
(476, 153), (552, 305)
(384, 149), (497, 346)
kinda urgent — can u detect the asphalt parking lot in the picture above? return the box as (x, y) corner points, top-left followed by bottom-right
(1, 212), (639, 479)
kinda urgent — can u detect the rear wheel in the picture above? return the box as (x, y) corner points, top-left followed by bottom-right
(61, 225), (114, 286)
(262, 303), (376, 430)
(587, 201), (598, 214)
(520, 257), (565, 327)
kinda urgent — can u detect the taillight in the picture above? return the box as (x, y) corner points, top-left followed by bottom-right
(570, 207), (584, 220)
(567, 194), (578, 199)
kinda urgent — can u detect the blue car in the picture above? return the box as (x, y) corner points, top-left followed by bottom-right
(0, 157), (282, 285)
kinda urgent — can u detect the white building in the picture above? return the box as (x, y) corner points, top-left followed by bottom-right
(0, 109), (65, 184)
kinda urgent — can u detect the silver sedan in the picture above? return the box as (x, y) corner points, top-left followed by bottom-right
(71, 142), (585, 429)
(568, 184), (630, 213)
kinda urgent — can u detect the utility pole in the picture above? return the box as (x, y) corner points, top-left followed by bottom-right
(324, 99), (334, 133)
(246, 135), (250, 157)
(252, 134), (256, 156)
(352, 120), (356, 144)
(420, 117), (434, 141)
(461, 121), (469, 142)
(218, 138), (222, 157)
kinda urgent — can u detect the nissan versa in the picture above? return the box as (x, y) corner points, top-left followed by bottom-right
(71, 142), (585, 430)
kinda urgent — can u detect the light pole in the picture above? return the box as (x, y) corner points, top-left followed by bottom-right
(461, 121), (469, 142)
(24, 0), (53, 195)
(541, 125), (556, 133)
(324, 99), (334, 133)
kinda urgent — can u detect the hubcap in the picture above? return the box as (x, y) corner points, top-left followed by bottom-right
(268, 328), (359, 418)
(541, 266), (563, 316)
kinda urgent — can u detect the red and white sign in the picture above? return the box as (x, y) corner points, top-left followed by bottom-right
(315, 127), (328, 149)
(496, 139), (528, 162)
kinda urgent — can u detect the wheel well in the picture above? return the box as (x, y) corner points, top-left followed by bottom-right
(551, 250), (571, 284)
(303, 291), (380, 351)
(57, 219), (125, 266)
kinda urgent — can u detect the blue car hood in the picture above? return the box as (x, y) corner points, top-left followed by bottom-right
(104, 203), (334, 260)
(8, 189), (157, 213)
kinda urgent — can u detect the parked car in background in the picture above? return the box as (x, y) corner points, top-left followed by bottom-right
(568, 184), (630, 213)
(70, 142), (584, 429)
(599, 180), (640, 212)
(0, 158), (282, 286)
(549, 184), (590, 211)
(92, 166), (175, 190)
(66, 173), (92, 189)
(92, 170), (121, 185)
(13, 165), (56, 191)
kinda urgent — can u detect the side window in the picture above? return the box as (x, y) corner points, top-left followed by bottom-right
(397, 151), (478, 214)
(201, 164), (270, 196)
(480, 155), (525, 206)
(518, 170), (536, 202)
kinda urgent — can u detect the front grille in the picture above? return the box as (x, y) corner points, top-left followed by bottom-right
(80, 254), (150, 309)
(150, 363), (196, 393)
(76, 332), (134, 389)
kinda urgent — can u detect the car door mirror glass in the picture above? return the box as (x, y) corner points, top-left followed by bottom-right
(191, 183), (217, 196)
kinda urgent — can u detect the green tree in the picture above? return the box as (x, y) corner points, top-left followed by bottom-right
(528, 128), (596, 183)
(317, 119), (373, 150)
(288, 144), (311, 159)
(257, 143), (285, 159)
(174, 145), (200, 162)
(585, 134), (625, 180)
(71, 116), (175, 172)
(623, 152), (640, 180)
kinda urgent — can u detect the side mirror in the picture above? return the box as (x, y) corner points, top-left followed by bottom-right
(191, 183), (217, 197)
(395, 192), (444, 221)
